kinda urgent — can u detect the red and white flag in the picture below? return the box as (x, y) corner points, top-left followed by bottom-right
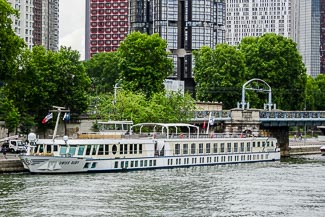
(42, 113), (53, 124)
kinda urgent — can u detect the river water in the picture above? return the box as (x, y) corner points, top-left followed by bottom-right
(1, 155), (325, 217)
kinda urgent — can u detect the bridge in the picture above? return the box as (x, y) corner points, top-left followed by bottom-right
(191, 109), (325, 157)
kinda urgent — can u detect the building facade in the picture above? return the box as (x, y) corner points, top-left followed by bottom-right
(7, 0), (59, 51)
(292, 0), (320, 77)
(225, 0), (291, 46)
(85, 0), (128, 59)
(128, 0), (226, 92)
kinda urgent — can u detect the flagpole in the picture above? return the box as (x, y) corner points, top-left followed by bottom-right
(206, 112), (211, 134)
(49, 106), (70, 140)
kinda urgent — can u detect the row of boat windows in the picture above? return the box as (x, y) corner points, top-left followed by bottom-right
(34, 143), (143, 156)
(168, 154), (268, 165)
(174, 140), (275, 155)
(113, 159), (157, 169)
(110, 154), (269, 169)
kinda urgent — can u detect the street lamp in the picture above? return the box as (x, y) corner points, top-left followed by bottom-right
(113, 79), (122, 105)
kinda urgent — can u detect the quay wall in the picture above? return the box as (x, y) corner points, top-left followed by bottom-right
(0, 159), (26, 173)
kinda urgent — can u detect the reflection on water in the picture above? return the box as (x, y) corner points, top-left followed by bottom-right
(1, 155), (325, 217)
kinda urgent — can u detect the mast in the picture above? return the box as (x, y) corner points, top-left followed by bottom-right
(49, 106), (70, 140)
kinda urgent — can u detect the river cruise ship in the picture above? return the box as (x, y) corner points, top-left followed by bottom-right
(20, 121), (280, 174)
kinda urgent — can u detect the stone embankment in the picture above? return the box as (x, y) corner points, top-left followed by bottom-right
(0, 154), (27, 173)
(289, 139), (323, 155)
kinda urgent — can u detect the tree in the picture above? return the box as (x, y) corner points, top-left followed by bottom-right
(93, 90), (195, 123)
(84, 51), (120, 94)
(118, 32), (173, 98)
(1, 98), (20, 135)
(4, 46), (91, 132)
(312, 74), (325, 110)
(239, 33), (307, 110)
(0, 0), (25, 82)
(193, 44), (246, 109)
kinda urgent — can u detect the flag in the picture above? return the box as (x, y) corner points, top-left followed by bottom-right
(203, 121), (206, 129)
(42, 113), (53, 124)
(63, 112), (70, 121)
(209, 117), (214, 126)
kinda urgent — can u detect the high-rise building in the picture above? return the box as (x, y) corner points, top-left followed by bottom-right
(85, 0), (128, 59)
(7, 0), (59, 51)
(292, 0), (320, 77)
(225, 0), (291, 46)
(128, 0), (226, 92)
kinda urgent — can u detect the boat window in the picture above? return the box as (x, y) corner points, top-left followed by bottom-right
(247, 142), (251, 152)
(119, 144), (123, 154)
(220, 143), (225, 153)
(123, 144), (127, 154)
(252, 142), (256, 147)
(149, 160), (152, 166)
(69, 146), (77, 156)
(34, 145), (38, 153)
(135, 161), (138, 167)
(175, 143), (180, 155)
(130, 161), (134, 167)
(130, 144), (133, 154)
(199, 143), (203, 154)
(91, 162), (97, 168)
(213, 143), (218, 153)
(267, 141), (270, 147)
(139, 144), (143, 154)
(92, 145), (98, 155)
(46, 145), (52, 153)
(105, 144), (109, 155)
(153, 160), (156, 166)
(134, 144), (137, 154)
(121, 161), (124, 168)
(125, 161), (129, 168)
(227, 143), (232, 152)
(140, 160), (143, 167)
(54, 145), (58, 152)
(170, 159), (173, 165)
(85, 145), (91, 155)
(240, 142), (245, 152)
(39, 144), (44, 153)
(112, 144), (117, 155)
(262, 141), (266, 147)
(144, 160), (147, 167)
(83, 163), (90, 168)
(78, 145), (85, 155)
(257, 142), (261, 147)
(98, 144), (104, 155)
(234, 143), (238, 152)
(206, 143), (211, 154)
(60, 146), (67, 155)
(183, 144), (188, 154)
(191, 143), (196, 154)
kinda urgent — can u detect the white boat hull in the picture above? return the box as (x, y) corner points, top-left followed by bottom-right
(20, 151), (280, 174)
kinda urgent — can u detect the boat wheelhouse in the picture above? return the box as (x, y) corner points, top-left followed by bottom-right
(20, 120), (280, 174)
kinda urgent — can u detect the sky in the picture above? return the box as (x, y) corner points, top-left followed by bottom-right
(59, 0), (86, 60)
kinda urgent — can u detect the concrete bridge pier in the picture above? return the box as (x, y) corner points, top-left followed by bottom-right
(264, 126), (290, 157)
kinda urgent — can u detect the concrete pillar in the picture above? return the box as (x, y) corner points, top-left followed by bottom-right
(267, 126), (290, 157)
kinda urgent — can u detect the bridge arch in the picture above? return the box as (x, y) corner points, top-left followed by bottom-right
(241, 78), (273, 110)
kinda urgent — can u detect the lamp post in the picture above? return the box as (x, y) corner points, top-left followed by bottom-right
(113, 79), (122, 105)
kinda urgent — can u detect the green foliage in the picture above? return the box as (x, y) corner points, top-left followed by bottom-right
(305, 74), (325, 110)
(1, 98), (20, 134)
(193, 44), (246, 109)
(0, 0), (25, 81)
(84, 51), (120, 94)
(4, 46), (91, 132)
(239, 33), (307, 110)
(118, 32), (173, 98)
(93, 90), (195, 123)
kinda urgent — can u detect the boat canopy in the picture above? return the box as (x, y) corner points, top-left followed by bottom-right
(131, 123), (199, 139)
